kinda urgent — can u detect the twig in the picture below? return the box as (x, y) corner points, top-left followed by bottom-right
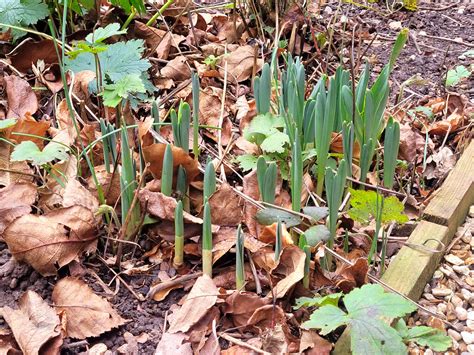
(219, 333), (270, 354)
(146, 272), (203, 299)
(346, 176), (406, 197)
(62, 340), (88, 349)
(418, 33), (474, 48)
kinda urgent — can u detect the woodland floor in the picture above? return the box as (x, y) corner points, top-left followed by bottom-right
(0, 1), (473, 354)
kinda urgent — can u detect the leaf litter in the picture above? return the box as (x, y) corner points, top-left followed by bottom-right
(0, 0), (472, 353)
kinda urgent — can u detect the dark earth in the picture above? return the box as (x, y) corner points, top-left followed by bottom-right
(1, 1), (473, 354)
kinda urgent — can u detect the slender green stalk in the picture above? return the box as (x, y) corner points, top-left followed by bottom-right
(203, 159), (216, 202)
(152, 99), (160, 124)
(325, 160), (347, 248)
(275, 220), (282, 262)
(291, 130), (303, 212)
(171, 101), (190, 152)
(192, 73), (200, 159)
(256, 157), (277, 204)
(383, 117), (400, 189)
(121, 7), (137, 30)
(368, 190), (384, 264)
(202, 202), (213, 277)
(173, 200), (184, 268)
(254, 63), (271, 114)
(298, 234), (310, 289)
(235, 225), (245, 290)
(176, 165), (187, 200)
(146, 0), (176, 26)
(161, 144), (173, 196)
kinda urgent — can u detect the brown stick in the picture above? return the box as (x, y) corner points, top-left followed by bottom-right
(146, 272), (203, 299)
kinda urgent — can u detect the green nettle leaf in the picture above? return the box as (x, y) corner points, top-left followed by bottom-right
(0, 118), (17, 131)
(11, 141), (69, 165)
(302, 284), (417, 355)
(85, 23), (126, 44)
(0, 0), (49, 40)
(348, 189), (408, 225)
(255, 207), (302, 227)
(294, 293), (343, 309)
(445, 65), (471, 87)
(304, 225), (331, 246)
(102, 74), (146, 107)
(66, 40), (151, 87)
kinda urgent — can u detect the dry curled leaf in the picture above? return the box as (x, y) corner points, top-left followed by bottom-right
(4, 75), (38, 119)
(168, 275), (218, 333)
(225, 291), (271, 328)
(198, 86), (232, 145)
(272, 245), (306, 298)
(161, 56), (191, 82)
(52, 277), (127, 339)
(7, 39), (59, 73)
(299, 330), (332, 355)
(4, 205), (98, 276)
(0, 142), (34, 187)
(155, 332), (192, 355)
(6, 113), (50, 147)
(219, 45), (263, 83)
(1, 291), (62, 355)
(0, 182), (37, 234)
(208, 183), (243, 226)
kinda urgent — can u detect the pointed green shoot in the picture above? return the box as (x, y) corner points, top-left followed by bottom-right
(192, 72), (200, 159)
(256, 157), (277, 204)
(152, 98), (160, 124)
(325, 160), (347, 248)
(176, 165), (187, 200)
(161, 144), (173, 196)
(291, 129), (303, 212)
(383, 117), (400, 189)
(171, 101), (190, 152)
(203, 159), (216, 202)
(202, 201), (213, 277)
(275, 220), (282, 262)
(254, 63), (271, 114)
(389, 28), (409, 72)
(173, 200), (184, 268)
(298, 234), (311, 289)
(236, 224), (245, 290)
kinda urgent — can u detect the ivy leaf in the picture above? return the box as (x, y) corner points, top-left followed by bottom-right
(255, 207), (301, 227)
(85, 23), (126, 44)
(304, 225), (330, 246)
(445, 65), (471, 87)
(260, 131), (290, 154)
(66, 40), (151, 87)
(11, 141), (69, 165)
(395, 319), (452, 351)
(348, 189), (408, 225)
(102, 74), (146, 107)
(0, 0), (49, 40)
(294, 293), (342, 309)
(303, 284), (417, 355)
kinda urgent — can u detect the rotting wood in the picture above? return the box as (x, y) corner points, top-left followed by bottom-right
(423, 140), (474, 233)
(333, 140), (474, 354)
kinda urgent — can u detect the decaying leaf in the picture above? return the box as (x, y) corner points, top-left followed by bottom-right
(299, 330), (332, 355)
(168, 275), (218, 333)
(4, 205), (98, 276)
(424, 147), (456, 180)
(4, 75), (38, 119)
(0, 141), (34, 186)
(0, 182), (37, 234)
(1, 291), (62, 355)
(52, 277), (127, 339)
(208, 183), (243, 225)
(225, 291), (271, 328)
(197, 86), (232, 145)
(398, 124), (429, 163)
(259, 223), (294, 246)
(272, 245), (306, 298)
(155, 332), (192, 355)
(218, 45), (263, 83)
(161, 56), (191, 82)
(6, 113), (50, 148)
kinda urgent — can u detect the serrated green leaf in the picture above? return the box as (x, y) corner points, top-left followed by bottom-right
(11, 140), (69, 165)
(302, 206), (329, 221)
(304, 225), (331, 246)
(66, 40), (151, 86)
(302, 305), (348, 335)
(294, 293), (342, 309)
(86, 23), (126, 44)
(404, 325), (452, 351)
(102, 74), (146, 107)
(255, 207), (301, 227)
(348, 189), (408, 225)
(446, 65), (471, 87)
(235, 154), (258, 171)
(244, 113), (286, 146)
(0, 118), (17, 131)
(261, 131), (290, 154)
(0, 0), (49, 40)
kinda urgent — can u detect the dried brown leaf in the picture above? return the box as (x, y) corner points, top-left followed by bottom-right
(6, 113), (50, 147)
(161, 56), (191, 82)
(0, 141), (34, 187)
(225, 291), (271, 328)
(4, 75), (38, 119)
(1, 291), (62, 355)
(155, 333), (192, 355)
(7, 39), (58, 73)
(208, 183), (243, 226)
(4, 205), (97, 276)
(0, 182), (37, 234)
(299, 330), (332, 355)
(219, 45), (263, 83)
(272, 245), (305, 298)
(198, 86), (232, 145)
(168, 275), (218, 333)
(52, 277), (126, 339)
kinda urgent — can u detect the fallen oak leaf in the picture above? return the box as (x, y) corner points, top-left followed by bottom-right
(1, 291), (62, 355)
(52, 277), (127, 339)
(4, 205), (98, 276)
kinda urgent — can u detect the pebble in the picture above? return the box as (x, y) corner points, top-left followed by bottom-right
(467, 344), (474, 353)
(448, 329), (462, 341)
(453, 265), (470, 275)
(457, 307), (469, 321)
(466, 277), (474, 287)
(468, 311), (474, 321)
(461, 331), (474, 344)
(424, 349), (433, 355)
(445, 254), (464, 266)
(461, 289), (473, 301)
(467, 319), (474, 331)
(469, 205), (474, 218)
(432, 287), (453, 297)
(452, 295), (464, 307)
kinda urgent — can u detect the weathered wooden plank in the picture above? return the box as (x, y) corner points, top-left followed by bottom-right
(333, 221), (450, 355)
(423, 140), (474, 233)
